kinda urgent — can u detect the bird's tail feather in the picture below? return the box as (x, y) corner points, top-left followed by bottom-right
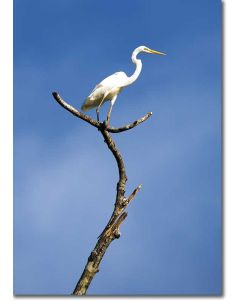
(81, 98), (93, 112)
(81, 97), (98, 112)
(81, 103), (89, 112)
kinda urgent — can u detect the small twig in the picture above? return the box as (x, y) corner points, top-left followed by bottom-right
(111, 212), (128, 236)
(97, 183), (142, 239)
(108, 113), (152, 133)
(126, 184), (142, 205)
(52, 92), (151, 295)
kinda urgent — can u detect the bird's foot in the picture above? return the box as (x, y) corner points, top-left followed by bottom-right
(102, 120), (109, 129)
(98, 120), (107, 131)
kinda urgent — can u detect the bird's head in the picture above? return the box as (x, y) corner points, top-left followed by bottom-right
(136, 45), (166, 56)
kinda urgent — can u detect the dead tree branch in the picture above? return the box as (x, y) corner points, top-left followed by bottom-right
(52, 91), (152, 295)
(52, 92), (152, 133)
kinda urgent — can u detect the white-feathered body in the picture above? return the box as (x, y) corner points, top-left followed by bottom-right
(81, 71), (128, 112)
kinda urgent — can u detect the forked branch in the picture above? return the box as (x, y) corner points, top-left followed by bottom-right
(52, 92), (152, 295)
(52, 92), (152, 133)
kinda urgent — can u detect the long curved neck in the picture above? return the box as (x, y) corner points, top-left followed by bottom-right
(124, 49), (142, 87)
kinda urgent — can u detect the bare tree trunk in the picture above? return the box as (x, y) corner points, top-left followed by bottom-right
(52, 92), (152, 295)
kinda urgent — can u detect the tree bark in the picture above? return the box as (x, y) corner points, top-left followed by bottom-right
(52, 92), (152, 295)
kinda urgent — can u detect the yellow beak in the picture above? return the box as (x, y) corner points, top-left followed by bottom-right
(149, 48), (166, 55)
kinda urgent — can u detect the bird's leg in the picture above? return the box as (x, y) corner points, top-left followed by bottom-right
(96, 108), (100, 122)
(96, 94), (107, 122)
(106, 96), (117, 126)
(107, 102), (113, 126)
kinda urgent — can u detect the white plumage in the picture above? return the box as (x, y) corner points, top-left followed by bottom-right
(81, 72), (127, 112)
(81, 46), (166, 123)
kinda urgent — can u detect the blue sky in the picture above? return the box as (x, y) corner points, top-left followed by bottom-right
(14, 0), (222, 295)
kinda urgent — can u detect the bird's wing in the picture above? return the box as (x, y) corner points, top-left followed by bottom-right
(89, 83), (103, 95)
(98, 71), (128, 88)
(81, 72), (128, 111)
(89, 72), (127, 95)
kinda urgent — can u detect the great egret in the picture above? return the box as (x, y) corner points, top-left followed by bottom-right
(81, 46), (166, 124)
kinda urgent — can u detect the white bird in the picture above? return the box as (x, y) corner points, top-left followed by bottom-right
(81, 45), (166, 124)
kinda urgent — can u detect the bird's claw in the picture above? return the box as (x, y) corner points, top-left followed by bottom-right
(103, 120), (109, 129)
